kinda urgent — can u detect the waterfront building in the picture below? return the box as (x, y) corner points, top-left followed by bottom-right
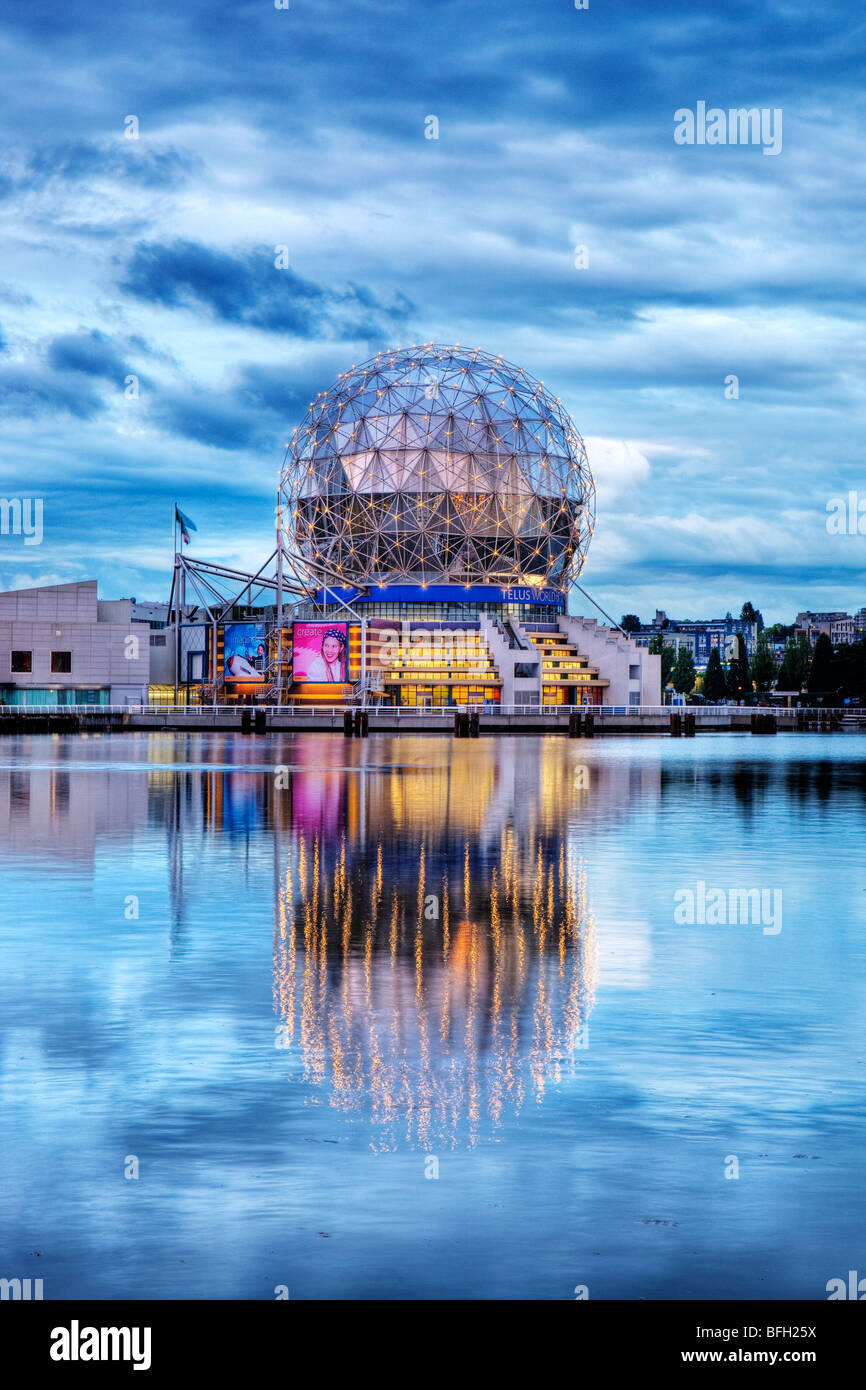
(147, 345), (659, 709)
(0, 580), (149, 707)
(260, 345), (658, 707)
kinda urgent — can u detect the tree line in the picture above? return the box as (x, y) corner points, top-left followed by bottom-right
(622, 604), (866, 702)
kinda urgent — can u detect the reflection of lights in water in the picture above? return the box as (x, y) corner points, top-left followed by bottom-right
(274, 828), (596, 1150)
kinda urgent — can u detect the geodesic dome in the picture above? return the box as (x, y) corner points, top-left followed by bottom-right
(279, 344), (595, 589)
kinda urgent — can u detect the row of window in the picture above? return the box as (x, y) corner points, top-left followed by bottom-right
(299, 603), (564, 623)
(392, 684), (501, 707)
(10, 651), (71, 674)
(377, 646), (489, 657)
(0, 687), (108, 707)
(383, 657), (497, 669)
(384, 670), (499, 682)
(542, 688), (605, 706)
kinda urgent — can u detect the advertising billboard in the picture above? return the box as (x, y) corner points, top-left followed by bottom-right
(223, 623), (267, 683)
(292, 621), (349, 683)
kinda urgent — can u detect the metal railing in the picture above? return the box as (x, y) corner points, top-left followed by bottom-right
(0, 702), (860, 720)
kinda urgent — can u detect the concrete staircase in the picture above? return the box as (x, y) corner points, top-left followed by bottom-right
(558, 615), (661, 707)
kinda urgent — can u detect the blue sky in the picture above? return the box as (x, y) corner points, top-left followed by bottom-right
(0, 0), (863, 622)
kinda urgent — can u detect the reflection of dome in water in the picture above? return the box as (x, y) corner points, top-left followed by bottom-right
(273, 828), (597, 1151)
(279, 344), (595, 588)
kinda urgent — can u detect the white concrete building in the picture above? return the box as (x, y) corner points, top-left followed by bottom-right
(0, 580), (149, 707)
(480, 612), (660, 707)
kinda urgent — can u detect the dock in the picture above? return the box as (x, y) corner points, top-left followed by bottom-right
(0, 705), (861, 735)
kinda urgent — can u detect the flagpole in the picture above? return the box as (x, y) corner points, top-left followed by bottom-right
(276, 490), (284, 709)
(173, 503), (180, 707)
(179, 553), (186, 708)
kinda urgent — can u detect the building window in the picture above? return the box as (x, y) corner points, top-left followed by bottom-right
(11, 651), (31, 673)
(51, 651), (72, 674)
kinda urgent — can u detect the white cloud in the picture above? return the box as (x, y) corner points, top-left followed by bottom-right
(583, 437), (651, 502)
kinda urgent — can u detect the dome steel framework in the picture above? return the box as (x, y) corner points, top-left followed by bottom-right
(279, 344), (595, 590)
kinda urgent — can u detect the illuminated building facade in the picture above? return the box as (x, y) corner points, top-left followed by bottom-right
(277, 346), (659, 709)
(163, 344), (659, 708)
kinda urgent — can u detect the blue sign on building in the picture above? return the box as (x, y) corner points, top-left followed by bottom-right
(316, 583), (566, 608)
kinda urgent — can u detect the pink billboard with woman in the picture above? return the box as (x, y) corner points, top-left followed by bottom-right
(292, 621), (349, 683)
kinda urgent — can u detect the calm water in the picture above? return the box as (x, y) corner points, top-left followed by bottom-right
(1, 731), (864, 1300)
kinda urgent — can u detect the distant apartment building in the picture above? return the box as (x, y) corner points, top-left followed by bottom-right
(0, 580), (149, 706)
(795, 611), (855, 646)
(766, 631), (791, 656)
(631, 610), (758, 664)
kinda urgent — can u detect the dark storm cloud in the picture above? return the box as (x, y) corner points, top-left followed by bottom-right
(148, 385), (265, 453)
(235, 362), (330, 421)
(144, 361), (331, 453)
(118, 240), (414, 339)
(2, 0), (857, 136)
(0, 330), (162, 423)
(0, 364), (104, 420)
(18, 141), (199, 191)
(47, 328), (129, 380)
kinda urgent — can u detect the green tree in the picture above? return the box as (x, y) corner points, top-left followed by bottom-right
(620, 614), (641, 633)
(672, 645), (697, 695)
(807, 631), (835, 695)
(749, 632), (777, 697)
(831, 641), (866, 701)
(702, 646), (726, 702)
(648, 631), (675, 689)
(740, 602), (764, 631)
(776, 633), (810, 691)
(726, 634), (750, 702)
